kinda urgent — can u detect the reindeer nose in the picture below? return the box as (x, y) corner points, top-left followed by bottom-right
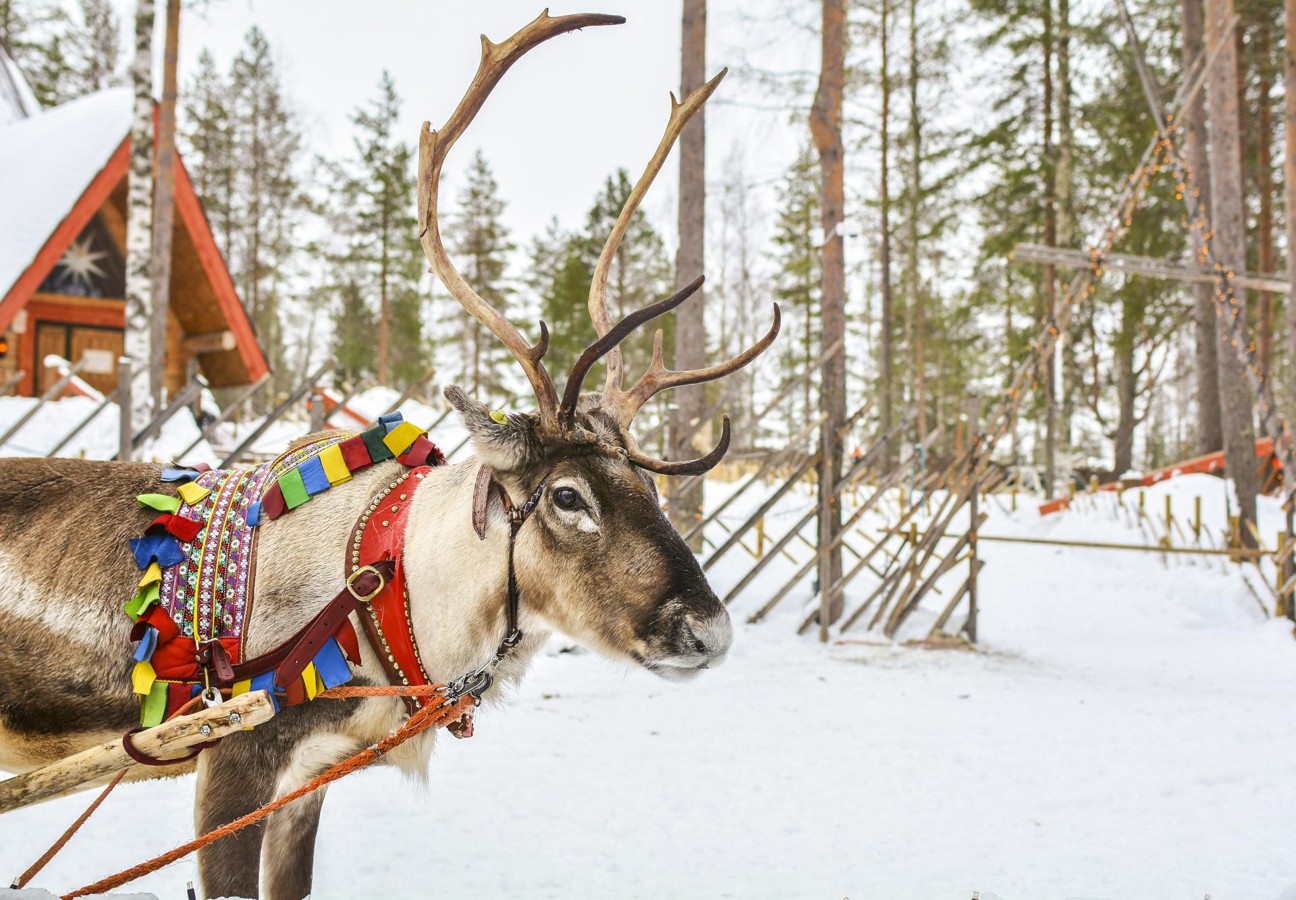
(682, 610), (734, 666)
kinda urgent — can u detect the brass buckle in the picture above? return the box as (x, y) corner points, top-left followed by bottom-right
(346, 564), (386, 603)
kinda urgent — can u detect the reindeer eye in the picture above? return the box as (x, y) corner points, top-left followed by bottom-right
(553, 487), (584, 511)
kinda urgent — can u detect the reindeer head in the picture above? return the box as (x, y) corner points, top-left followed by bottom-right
(417, 11), (779, 679)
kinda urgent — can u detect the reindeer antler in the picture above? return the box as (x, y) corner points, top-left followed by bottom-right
(418, 10), (625, 432)
(422, 11), (779, 475)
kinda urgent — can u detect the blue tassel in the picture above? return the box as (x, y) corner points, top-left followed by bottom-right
(378, 411), (403, 431)
(250, 671), (279, 712)
(161, 467), (201, 483)
(299, 456), (331, 496)
(246, 501), (263, 527)
(129, 534), (186, 569)
(190, 683), (203, 697)
(313, 638), (352, 689)
(133, 626), (158, 662)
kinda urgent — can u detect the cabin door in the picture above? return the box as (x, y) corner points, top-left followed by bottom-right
(34, 322), (124, 396)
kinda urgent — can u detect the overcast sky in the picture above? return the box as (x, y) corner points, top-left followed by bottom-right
(109, 1), (816, 251)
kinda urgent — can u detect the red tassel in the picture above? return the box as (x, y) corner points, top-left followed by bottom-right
(261, 484), (287, 520)
(336, 618), (362, 666)
(339, 435), (371, 472)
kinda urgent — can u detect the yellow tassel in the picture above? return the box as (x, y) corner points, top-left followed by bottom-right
(231, 679), (251, 697)
(302, 662), (319, 700)
(319, 444), (351, 485)
(131, 660), (157, 695)
(138, 561), (162, 588)
(382, 421), (426, 456)
(176, 482), (212, 506)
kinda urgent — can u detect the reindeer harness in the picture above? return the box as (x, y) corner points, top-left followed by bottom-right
(119, 413), (540, 741)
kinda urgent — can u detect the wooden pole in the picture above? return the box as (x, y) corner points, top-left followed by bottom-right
(148, 0), (181, 410)
(965, 396), (981, 643)
(117, 357), (133, 461)
(1010, 243), (1289, 294)
(0, 691), (275, 814)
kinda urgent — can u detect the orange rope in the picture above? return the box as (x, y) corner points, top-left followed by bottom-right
(10, 769), (128, 890)
(61, 686), (476, 900)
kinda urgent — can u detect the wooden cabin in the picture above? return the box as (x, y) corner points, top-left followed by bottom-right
(0, 80), (269, 398)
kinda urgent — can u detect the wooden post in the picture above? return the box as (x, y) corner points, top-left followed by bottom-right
(1194, 495), (1202, 540)
(965, 397), (981, 643)
(117, 357), (133, 461)
(1165, 495), (1173, 548)
(309, 388), (326, 433)
(756, 515), (766, 557)
(1285, 503), (1295, 621)
(148, 0), (181, 409)
(0, 691), (274, 813)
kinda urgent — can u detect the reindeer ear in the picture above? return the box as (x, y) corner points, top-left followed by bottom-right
(444, 385), (542, 472)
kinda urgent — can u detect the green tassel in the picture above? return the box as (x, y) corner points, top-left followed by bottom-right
(139, 680), (168, 727)
(124, 583), (160, 620)
(137, 493), (181, 514)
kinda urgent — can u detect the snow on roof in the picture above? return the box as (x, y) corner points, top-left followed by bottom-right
(0, 87), (131, 303)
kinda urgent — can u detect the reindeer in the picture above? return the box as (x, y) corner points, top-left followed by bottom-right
(0, 11), (778, 899)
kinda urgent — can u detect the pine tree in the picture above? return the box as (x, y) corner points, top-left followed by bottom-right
(181, 49), (235, 250)
(526, 218), (592, 381)
(1, 0), (120, 105)
(770, 146), (822, 430)
(227, 26), (302, 392)
(329, 71), (426, 389)
(448, 149), (514, 398)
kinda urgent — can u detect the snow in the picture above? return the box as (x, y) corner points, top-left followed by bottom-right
(0, 395), (210, 462)
(0, 88), (131, 302)
(2, 463), (1295, 898)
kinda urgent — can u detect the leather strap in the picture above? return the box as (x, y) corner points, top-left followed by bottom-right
(346, 469), (432, 714)
(272, 561), (393, 692)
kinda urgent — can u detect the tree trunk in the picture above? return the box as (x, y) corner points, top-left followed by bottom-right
(1042, 0), (1059, 497)
(1206, 0), (1259, 542)
(124, 0), (155, 433)
(1182, 0), (1223, 454)
(1285, 0), (1296, 405)
(810, 0), (847, 637)
(906, 0), (925, 439)
(669, 0), (707, 546)
(148, 0), (180, 410)
(1113, 299), (1138, 476)
(1256, 23), (1275, 382)
(878, 0), (894, 469)
(1056, 0), (1074, 471)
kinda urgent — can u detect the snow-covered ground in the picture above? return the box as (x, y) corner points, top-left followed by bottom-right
(2, 430), (1294, 898)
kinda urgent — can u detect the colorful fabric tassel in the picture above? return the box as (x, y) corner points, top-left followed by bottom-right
(140, 680), (168, 726)
(319, 444), (351, 485)
(279, 468), (309, 509)
(137, 493), (181, 514)
(299, 456), (330, 496)
(161, 468), (202, 483)
(124, 583), (159, 619)
(301, 662), (320, 700)
(382, 421), (425, 457)
(129, 534), (185, 569)
(246, 501), (262, 527)
(133, 626), (158, 662)
(176, 481), (212, 506)
(361, 426), (393, 463)
(313, 638), (352, 689)
(131, 660), (157, 695)
(340, 434), (371, 471)
(138, 561), (162, 588)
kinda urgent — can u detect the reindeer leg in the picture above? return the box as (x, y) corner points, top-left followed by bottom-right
(194, 737), (276, 899)
(260, 786), (329, 900)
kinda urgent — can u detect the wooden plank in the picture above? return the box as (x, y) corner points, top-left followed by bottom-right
(0, 691), (275, 814)
(182, 329), (237, 355)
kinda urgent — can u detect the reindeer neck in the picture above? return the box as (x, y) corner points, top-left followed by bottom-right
(402, 459), (550, 691)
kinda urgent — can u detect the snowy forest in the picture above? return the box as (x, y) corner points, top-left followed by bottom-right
(8, 0), (1293, 488)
